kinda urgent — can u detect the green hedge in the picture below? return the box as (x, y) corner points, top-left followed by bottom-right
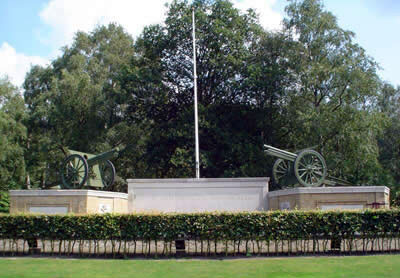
(0, 210), (399, 256)
(1, 210), (399, 240)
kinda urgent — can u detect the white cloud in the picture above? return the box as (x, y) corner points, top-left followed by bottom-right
(39, 0), (282, 50)
(0, 42), (49, 87)
(1, 0), (283, 87)
(233, 0), (283, 31)
(39, 0), (172, 50)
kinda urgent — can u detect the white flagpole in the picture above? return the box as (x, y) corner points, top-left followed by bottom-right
(192, 7), (200, 179)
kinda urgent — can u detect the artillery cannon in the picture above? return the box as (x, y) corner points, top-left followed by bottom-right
(264, 145), (328, 187)
(60, 148), (119, 190)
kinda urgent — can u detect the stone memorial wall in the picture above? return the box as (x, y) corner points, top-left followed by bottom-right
(127, 178), (270, 213)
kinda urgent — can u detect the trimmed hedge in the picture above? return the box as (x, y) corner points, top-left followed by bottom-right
(0, 210), (399, 256)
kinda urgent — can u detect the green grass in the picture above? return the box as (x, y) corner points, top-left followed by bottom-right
(0, 255), (399, 278)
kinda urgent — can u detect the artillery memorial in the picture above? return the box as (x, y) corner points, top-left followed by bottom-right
(9, 144), (390, 214)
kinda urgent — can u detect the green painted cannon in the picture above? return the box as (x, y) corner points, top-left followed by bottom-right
(264, 144), (328, 187)
(60, 148), (119, 189)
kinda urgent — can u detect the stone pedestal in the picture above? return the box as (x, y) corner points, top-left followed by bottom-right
(9, 190), (128, 214)
(127, 178), (269, 213)
(9, 184), (390, 214)
(268, 186), (390, 210)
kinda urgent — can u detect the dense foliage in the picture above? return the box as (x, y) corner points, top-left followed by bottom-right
(0, 0), (399, 195)
(1, 210), (400, 256)
(0, 192), (9, 213)
(0, 78), (27, 190)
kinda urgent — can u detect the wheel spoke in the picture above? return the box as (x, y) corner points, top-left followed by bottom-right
(77, 162), (85, 170)
(310, 172), (319, 182)
(312, 163), (320, 168)
(278, 164), (287, 171)
(314, 164), (323, 170)
(305, 173), (310, 184)
(299, 162), (307, 168)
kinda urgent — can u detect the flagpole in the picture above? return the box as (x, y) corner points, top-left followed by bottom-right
(192, 7), (200, 179)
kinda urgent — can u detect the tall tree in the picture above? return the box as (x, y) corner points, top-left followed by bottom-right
(376, 83), (400, 199)
(281, 0), (383, 184)
(23, 24), (143, 189)
(121, 0), (274, 178)
(0, 77), (27, 190)
(20, 0), (392, 190)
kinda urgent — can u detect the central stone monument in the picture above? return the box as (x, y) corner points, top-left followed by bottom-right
(128, 178), (269, 212)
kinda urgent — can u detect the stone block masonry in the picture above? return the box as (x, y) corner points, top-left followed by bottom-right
(9, 190), (128, 214)
(268, 186), (390, 210)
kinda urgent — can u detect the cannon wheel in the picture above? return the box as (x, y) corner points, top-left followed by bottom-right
(99, 160), (116, 190)
(294, 150), (327, 187)
(61, 154), (88, 189)
(272, 158), (291, 184)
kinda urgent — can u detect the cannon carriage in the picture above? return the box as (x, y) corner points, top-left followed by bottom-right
(60, 148), (119, 190)
(264, 145), (328, 187)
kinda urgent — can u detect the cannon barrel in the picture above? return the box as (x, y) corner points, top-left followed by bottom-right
(87, 148), (119, 166)
(264, 144), (297, 161)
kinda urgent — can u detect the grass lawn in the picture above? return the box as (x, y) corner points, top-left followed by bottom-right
(0, 255), (399, 278)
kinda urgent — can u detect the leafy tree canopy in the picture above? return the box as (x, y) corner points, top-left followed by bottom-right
(6, 0), (400, 198)
(0, 77), (26, 190)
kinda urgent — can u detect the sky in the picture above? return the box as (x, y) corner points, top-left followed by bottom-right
(0, 0), (399, 88)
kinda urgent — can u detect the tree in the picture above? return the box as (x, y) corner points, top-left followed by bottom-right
(377, 83), (400, 179)
(0, 77), (27, 190)
(21, 0), (393, 189)
(121, 0), (274, 178)
(23, 23), (144, 189)
(281, 0), (383, 184)
(375, 83), (400, 202)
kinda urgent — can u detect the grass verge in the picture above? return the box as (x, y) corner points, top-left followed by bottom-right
(0, 255), (399, 278)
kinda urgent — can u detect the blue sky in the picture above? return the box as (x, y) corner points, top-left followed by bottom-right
(0, 0), (50, 57)
(315, 0), (400, 87)
(0, 0), (399, 87)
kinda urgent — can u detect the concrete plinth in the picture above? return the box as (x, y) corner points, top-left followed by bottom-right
(127, 178), (269, 213)
(9, 183), (390, 214)
(268, 186), (390, 210)
(9, 190), (128, 214)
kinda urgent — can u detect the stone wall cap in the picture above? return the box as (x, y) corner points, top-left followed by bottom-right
(128, 178), (269, 189)
(268, 186), (390, 197)
(9, 190), (128, 199)
(127, 177), (269, 183)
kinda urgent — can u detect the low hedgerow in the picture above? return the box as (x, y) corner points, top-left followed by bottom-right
(0, 210), (399, 256)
